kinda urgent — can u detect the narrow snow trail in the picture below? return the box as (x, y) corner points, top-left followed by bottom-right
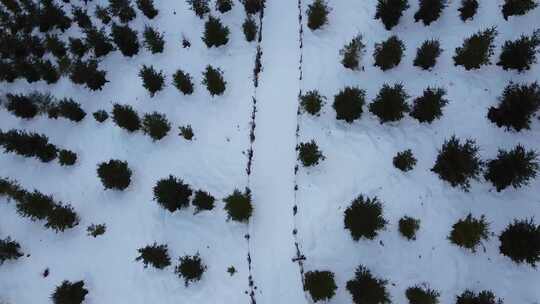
(248, 1), (307, 303)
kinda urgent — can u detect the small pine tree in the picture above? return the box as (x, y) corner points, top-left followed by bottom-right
(69, 60), (108, 91)
(69, 38), (89, 58)
(300, 90), (325, 115)
(87, 223), (107, 237)
(143, 26), (165, 53)
(58, 149), (77, 166)
(485, 145), (539, 192)
(369, 83), (410, 123)
(153, 175), (193, 212)
(15, 59), (41, 83)
(5, 94), (39, 119)
(72, 6), (92, 29)
(111, 23), (139, 57)
(241, 0), (264, 15)
(304, 270), (337, 302)
(16, 191), (54, 220)
(0, 237), (23, 265)
(340, 34), (366, 70)
(51, 280), (88, 304)
(179, 125), (194, 140)
(242, 16), (258, 42)
(344, 195), (387, 240)
(298, 140), (324, 167)
(38, 0), (72, 32)
(393, 149), (417, 171)
(406, 284), (440, 304)
(112, 104), (141, 132)
(0, 129), (58, 162)
(45, 34), (67, 58)
(414, 39), (442, 70)
(456, 290), (503, 304)
(399, 216), (420, 240)
(173, 69), (194, 95)
(139, 65), (165, 97)
(50, 98), (86, 122)
(458, 0), (479, 21)
(448, 214), (490, 252)
(497, 29), (540, 72)
(95, 5), (112, 24)
(0, 61), (17, 83)
(431, 136), (483, 191)
(109, 0), (137, 23)
(333, 87), (366, 123)
(375, 0), (409, 30)
(175, 253), (206, 286)
(203, 15), (229, 47)
(97, 159), (132, 190)
(192, 190), (215, 213)
(487, 82), (540, 131)
(202, 65), (226, 96)
(187, 0), (210, 18)
(410, 87), (448, 123)
(373, 35), (405, 71)
(414, 0), (447, 25)
(93, 110), (109, 123)
(453, 27), (498, 70)
(142, 112), (171, 141)
(499, 218), (540, 266)
(39, 60), (61, 84)
(85, 27), (115, 58)
(136, 0), (158, 19)
(224, 188), (253, 222)
(136, 243), (171, 269)
(216, 0), (233, 13)
(45, 204), (80, 232)
(346, 266), (390, 304)
(307, 0), (330, 30)
(502, 0), (538, 20)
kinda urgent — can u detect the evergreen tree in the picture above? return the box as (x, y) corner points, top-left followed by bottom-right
(448, 213), (490, 252)
(406, 285), (440, 304)
(97, 159), (132, 190)
(393, 149), (416, 171)
(136, 243), (171, 269)
(216, 0), (233, 13)
(346, 266), (391, 304)
(456, 290), (503, 304)
(69, 60), (108, 90)
(300, 90), (325, 115)
(0, 237), (23, 265)
(5, 93), (40, 119)
(242, 16), (258, 42)
(304, 270), (337, 302)
(373, 35), (405, 71)
(499, 218), (540, 266)
(38, 60), (61, 84)
(51, 280), (88, 304)
(414, 39), (442, 70)
(95, 5), (112, 24)
(497, 29), (540, 72)
(45, 34), (67, 58)
(15, 59), (41, 83)
(112, 104), (140, 132)
(49, 98), (86, 122)
(375, 0), (409, 30)
(93, 110), (109, 123)
(87, 223), (107, 237)
(16, 190), (55, 220)
(241, 0), (264, 15)
(410, 87), (448, 123)
(139, 65), (165, 96)
(298, 140), (324, 167)
(369, 83), (410, 123)
(192, 190), (215, 213)
(153, 175), (192, 212)
(72, 6), (92, 29)
(142, 112), (171, 140)
(502, 0), (538, 20)
(333, 87), (366, 123)
(458, 0), (479, 21)
(173, 69), (194, 95)
(0, 129), (58, 162)
(175, 253), (206, 286)
(224, 188), (253, 222)
(143, 26), (164, 53)
(306, 0), (329, 30)
(0, 61), (17, 82)
(136, 0), (158, 19)
(399, 216), (420, 240)
(45, 204), (80, 232)
(58, 149), (77, 166)
(111, 23), (139, 57)
(487, 82), (540, 131)
(179, 125), (194, 140)
(344, 195), (387, 240)
(109, 0), (136, 23)
(187, 0), (210, 18)
(340, 34), (365, 70)
(38, 0), (72, 32)
(85, 27), (115, 57)
(414, 0), (447, 25)
(69, 38), (89, 58)
(202, 15), (229, 47)
(202, 65), (226, 96)
(485, 145), (539, 191)
(454, 27), (497, 70)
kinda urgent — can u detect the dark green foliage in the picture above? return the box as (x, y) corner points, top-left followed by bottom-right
(0, 61), (16, 82)
(411, 87), (448, 123)
(369, 83), (410, 123)
(304, 270), (337, 302)
(15, 59), (41, 83)
(0, 0), (21, 14)
(241, 0), (264, 14)
(87, 223), (106, 237)
(38, 0), (72, 32)
(72, 6), (92, 29)
(45, 34), (67, 58)
(242, 16), (258, 42)
(173, 69), (194, 95)
(69, 38), (89, 58)
(449, 214), (490, 252)
(454, 27), (497, 70)
(111, 23), (139, 57)
(109, 0), (136, 23)
(0, 129), (58, 162)
(142, 112), (171, 140)
(300, 90), (325, 115)
(499, 218), (540, 266)
(456, 290), (503, 304)
(187, 0), (210, 18)
(49, 98), (86, 122)
(414, 0), (447, 25)
(203, 15), (229, 47)
(485, 145), (538, 191)
(69, 60), (108, 90)
(0, 178), (26, 202)
(85, 27), (115, 57)
(431, 136), (483, 191)
(459, 0), (479, 21)
(340, 34), (365, 70)
(202, 65), (226, 96)
(488, 82), (540, 131)
(307, 0), (330, 30)
(139, 65), (165, 96)
(97, 159), (132, 190)
(216, 0), (233, 13)
(143, 26), (164, 53)
(153, 175), (192, 212)
(112, 104), (140, 132)
(175, 253), (206, 286)
(192, 190), (215, 213)
(224, 188), (253, 222)
(0, 237), (23, 265)
(502, 0), (538, 20)
(58, 149), (77, 166)
(497, 30), (540, 72)
(374, 35), (405, 70)
(137, 0), (158, 19)
(51, 281), (88, 304)
(95, 5), (112, 24)
(346, 266), (390, 304)
(93, 110), (109, 123)
(399, 216), (420, 240)
(16, 191), (55, 220)
(45, 204), (80, 232)
(344, 195), (387, 240)
(136, 243), (171, 269)
(5, 94), (39, 119)
(333, 87), (366, 123)
(298, 140), (324, 167)
(179, 125), (194, 140)
(38, 60), (61, 84)
(406, 285), (440, 304)
(414, 39), (442, 70)
(227, 266), (236, 275)
(393, 149), (416, 172)
(375, 0), (409, 30)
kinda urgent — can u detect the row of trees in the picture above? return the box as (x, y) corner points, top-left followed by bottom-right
(2, 92), (86, 122)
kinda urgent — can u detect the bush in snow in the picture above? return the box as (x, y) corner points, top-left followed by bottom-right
(38, 60), (61, 84)
(303, 270), (337, 302)
(406, 284), (440, 304)
(369, 83), (410, 123)
(72, 6), (92, 29)
(393, 149), (416, 172)
(179, 125), (195, 140)
(399, 216), (420, 240)
(5, 94), (40, 119)
(85, 27), (115, 58)
(344, 195), (387, 240)
(38, 0), (71, 33)
(300, 90), (325, 116)
(153, 175), (193, 212)
(373, 35), (405, 71)
(136, 243), (171, 269)
(139, 65), (165, 97)
(95, 5), (112, 24)
(173, 70), (194, 95)
(453, 27), (497, 70)
(142, 112), (171, 141)
(112, 104), (141, 132)
(410, 87), (448, 123)
(0, 178), (26, 202)
(243, 16), (258, 42)
(414, 39), (442, 70)
(137, 0), (158, 19)
(45, 34), (67, 58)
(69, 60), (108, 91)
(45, 204), (80, 232)
(69, 38), (89, 58)
(497, 29), (540, 72)
(306, 0), (330, 30)
(458, 0), (479, 21)
(340, 34), (366, 70)
(0, 129), (58, 162)
(48, 98), (86, 122)
(224, 188), (253, 222)
(499, 218), (540, 266)
(375, 0), (409, 30)
(431, 136), (483, 191)
(187, 0), (210, 18)
(111, 23), (139, 57)
(202, 65), (226, 96)
(456, 290), (503, 304)
(58, 150), (77, 166)
(51, 280), (88, 304)
(0, 237), (23, 265)
(241, 0), (265, 14)
(449, 214), (490, 252)
(487, 82), (540, 131)
(203, 15), (229, 47)
(93, 110), (109, 123)
(346, 266), (390, 304)
(216, 0), (233, 13)
(143, 26), (165, 54)
(109, 0), (136, 23)
(193, 190), (215, 213)
(175, 253), (206, 286)
(298, 140), (324, 167)
(15, 191), (54, 220)
(15, 59), (42, 83)
(502, 0), (538, 20)
(414, 0), (447, 26)
(484, 145), (538, 192)
(97, 159), (132, 190)
(333, 87), (366, 123)
(87, 223), (106, 237)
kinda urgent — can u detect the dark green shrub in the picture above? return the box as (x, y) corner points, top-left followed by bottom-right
(497, 30), (540, 72)
(45, 204), (80, 232)
(95, 5), (112, 24)
(304, 270), (337, 302)
(143, 26), (164, 53)
(38, 0), (71, 32)
(344, 195), (387, 240)
(51, 280), (88, 304)
(224, 188), (253, 222)
(85, 27), (115, 57)
(193, 190), (215, 213)
(456, 290), (503, 304)
(499, 218), (540, 266)
(112, 104), (140, 132)
(58, 150), (77, 166)
(393, 149), (416, 172)
(0, 129), (58, 162)
(45, 34), (67, 58)
(306, 0), (330, 30)
(5, 94), (39, 119)
(300, 90), (325, 115)
(333, 87), (366, 123)
(179, 125), (194, 140)
(203, 15), (229, 47)
(49, 98), (86, 122)
(242, 16), (258, 42)
(87, 223), (106, 237)
(142, 112), (171, 141)
(93, 110), (109, 123)
(153, 175), (192, 212)
(69, 38), (89, 58)
(374, 35), (405, 70)
(16, 191), (54, 220)
(375, 0), (409, 30)
(414, 0), (447, 25)
(175, 253), (206, 286)
(369, 83), (410, 123)
(406, 284), (440, 304)
(38, 60), (60, 84)
(399, 216), (420, 240)
(202, 65), (226, 96)
(0, 237), (23, 265)
(449, 214), (490, 252)
(502, 0), (538, 20)
(340, 34), (365, 70)
(346, 266), (390, 304)
(109, 0), (136, 23)
(136, 0), (158, 19)
(216, 0), (233, 13)
(454, 27), (497, 70)
(72, 6), (92, 29)
(298, 140), (324, 167)
(136, 243), (171, 269)
(139, 65), (165, 97)
(69, 60), (108, 90)
(410, 87), (448, 123)
(111, 23), (139, 57)
(173, 69), (194, 95)
(459, 0), (479, 21)
(414, 39), (442, 70)
(97, 159), (132, 190)
(487, 82), (540, 131)
(485, 145), (538, 191)
(241, 0), (264, 14)
(187, 0), (210, 18)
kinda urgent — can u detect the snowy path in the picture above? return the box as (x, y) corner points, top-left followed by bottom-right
(248, 0), (307, 303)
